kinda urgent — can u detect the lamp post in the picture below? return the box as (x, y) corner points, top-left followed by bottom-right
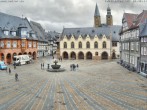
(129, 38), (131, 72)
(109, 26), (112, 60)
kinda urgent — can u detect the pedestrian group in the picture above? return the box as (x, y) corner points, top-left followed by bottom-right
(70, 64), (79, 71)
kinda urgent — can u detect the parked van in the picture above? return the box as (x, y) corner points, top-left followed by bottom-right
(13, 55), (32, 66)
(0, 61), (7, 70)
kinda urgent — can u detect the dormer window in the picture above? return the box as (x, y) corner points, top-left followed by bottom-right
(21, 30), (27, 36)
(18, 23), (27, 38)
(4, 31), (9, 36)
(32, 34), (36, 38)
(12, 32), (16, 36)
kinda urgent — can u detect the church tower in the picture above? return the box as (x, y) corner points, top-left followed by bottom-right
(94, 3), (101, 27)
(106, 5), (113, 26)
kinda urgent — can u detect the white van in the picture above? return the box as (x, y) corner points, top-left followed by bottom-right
(13, 55), (32, 66)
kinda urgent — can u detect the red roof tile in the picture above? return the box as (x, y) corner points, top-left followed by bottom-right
(123, 13), (138, 28)
(130, 10), (147, 29)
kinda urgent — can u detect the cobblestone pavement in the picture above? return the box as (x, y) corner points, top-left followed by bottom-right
(0, 56), (147, 110)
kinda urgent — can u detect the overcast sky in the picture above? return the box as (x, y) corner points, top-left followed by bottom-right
(0, 0), (147, 32)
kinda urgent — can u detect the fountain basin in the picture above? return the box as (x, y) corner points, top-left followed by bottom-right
(47, 68), (65, 72)
(51, 65), (61, 69)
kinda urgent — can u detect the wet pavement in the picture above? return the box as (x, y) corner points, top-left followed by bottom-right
(0, 56), (147, 110)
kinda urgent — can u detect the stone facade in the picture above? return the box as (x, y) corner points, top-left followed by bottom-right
(59, 4), (120, 60)
(60, 35), (112, 60)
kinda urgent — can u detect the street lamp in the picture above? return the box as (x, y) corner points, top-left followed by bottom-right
(129, 38), (131, 72)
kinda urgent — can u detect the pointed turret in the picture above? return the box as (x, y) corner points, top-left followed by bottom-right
(107, 5), (111, 15)
(94, 3), (101, 27)
(94, 3), (100, 17)
(106, 5), (113, 26)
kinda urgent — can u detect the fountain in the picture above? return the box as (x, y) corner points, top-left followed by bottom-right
(47, 59), (65, 72)
(51, 60), (61, 69)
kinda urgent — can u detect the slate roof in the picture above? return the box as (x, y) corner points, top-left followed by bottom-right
(61, 25), (121, 41)
(30, 21), (46, 42)
(0, 12), (37, 40)
(45, 31), (60, 41)
(10, 26), (17, 32)
(0, 12), (32, 31)
(107, 5), (111, 11)
(94, 3), (100, 17)
(0, 28), (5, 38)
(140, 19), (147, 37)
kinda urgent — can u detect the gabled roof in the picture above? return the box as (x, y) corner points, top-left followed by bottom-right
(123, 13), (138, 28)
(30, 21), (46, 41)
(61, 25), (121, 41)
(0, 12), (38, 40)
(94, 3), (100, 17)
(10, 26), (17, 32)
(122, 10), (147, 31)
(130, 10), (147, 29)
(0, 12), (32, 31)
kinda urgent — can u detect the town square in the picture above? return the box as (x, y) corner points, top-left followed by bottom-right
(0, 0), (147, 110)
(0, 56), (147, 110)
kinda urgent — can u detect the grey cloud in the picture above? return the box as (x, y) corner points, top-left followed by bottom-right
(0, 0), (147, 32)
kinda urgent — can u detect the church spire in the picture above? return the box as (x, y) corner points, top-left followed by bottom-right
(106, 5), (113, 26)
(94, 3), (100, 17)
(94, 3), (101, 27)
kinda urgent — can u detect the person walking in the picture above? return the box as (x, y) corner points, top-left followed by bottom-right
(41, 63), (42, 69)
(6, 67), (8, 72)
(77, 64), (79, 68)
(14, 63), (16, 69)
(70, 64), (72, 71)
(73, 64), (76, 71)
(61, 57), (62, 62)
(15, 73), (18, 81)
(42, 63), (44, 69)
(9, 68), (11, 74)
(76, 64), (79, 71)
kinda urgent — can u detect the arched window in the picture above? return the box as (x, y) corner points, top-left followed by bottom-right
(86, 41), (90, 48)
(103, 41), (106, 48)
(79, 42), (82, 48)
(94, 41), (98, 48)
(71, 42), (74, 48)
(64, 42), (67, 48)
